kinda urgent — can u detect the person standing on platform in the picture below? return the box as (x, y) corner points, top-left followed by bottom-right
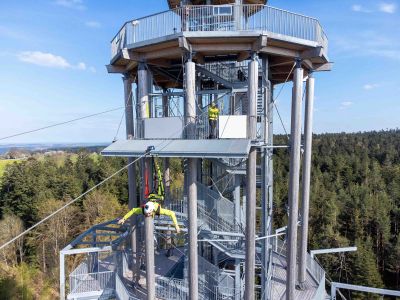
(208, 102), (219, 139)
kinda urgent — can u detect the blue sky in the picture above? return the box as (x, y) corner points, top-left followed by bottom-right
(0, 0), (399, 143)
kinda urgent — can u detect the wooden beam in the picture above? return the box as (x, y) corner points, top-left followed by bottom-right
(301, 47), (323, 60)
(123, 48), (182, 62)
(313, 62), (333, 72)
(260, 46), (299, 58)
(144, 47), (183, 60)
(269, 60), (294, 68)
(147, 58), (172, 68)
(179, 36), (192, 52)
(237, 51), (250, 62)
(192, 43), (253, 52)
(302, 59), (314, 71)
(126, 61), (138, 71)
(194, 53), (205, 65)
(252, 35), (268, 51)
(106, 64), (126, 74)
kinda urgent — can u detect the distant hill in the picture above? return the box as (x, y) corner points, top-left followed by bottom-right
(0, 143), (108, 156)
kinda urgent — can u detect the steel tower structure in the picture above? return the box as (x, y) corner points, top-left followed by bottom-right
(60, 1), (333, 299)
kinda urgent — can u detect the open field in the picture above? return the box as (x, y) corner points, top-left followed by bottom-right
(0, 159), (24, 178)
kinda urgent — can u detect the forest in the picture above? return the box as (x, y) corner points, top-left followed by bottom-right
(0, 130), (399, 299)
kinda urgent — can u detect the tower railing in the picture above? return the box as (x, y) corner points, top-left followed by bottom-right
(111, 4), (327, 59)
(69, 270), (115, 294)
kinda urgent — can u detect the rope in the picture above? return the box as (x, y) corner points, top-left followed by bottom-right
(114, 75), (137, 142)
(273, 102), (289, 140)
(0, 156), (140, 251)
(272, 62), (296, 104)
(0, 103), (216, 251)
(0, 106), (125, 142)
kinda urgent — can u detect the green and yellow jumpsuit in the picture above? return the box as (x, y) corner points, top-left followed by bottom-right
(120, 202), (179, 232)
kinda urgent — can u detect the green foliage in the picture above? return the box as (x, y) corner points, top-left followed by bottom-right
(273, 130), (400, 290)
(0, 263), (55, 299)
(0, 159), (23, 179)
(0, 130), (400, 294)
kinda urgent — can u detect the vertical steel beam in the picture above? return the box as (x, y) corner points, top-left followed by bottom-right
(144, 216), (155, 300)
(299, 73), (315, 287)
(266, 84), (274, 296)
(245, 55), (258, 300)
(234, 0), (243, 30)
(234, 174), (242, 300)
(162, 87), (169, 118)
(123, 75), (139, 282)
(261, 57), (273, 300)
(185, 59), (198, 300)
(162, 88), (172, 250)
(234, 175), (241, 227)
(59, 251), (65, 300)
(138, 63), (150, 286)
(138, 63), (149, 136)
(286, 60), (304, 300)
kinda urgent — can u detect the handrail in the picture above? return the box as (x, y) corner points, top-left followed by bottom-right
(111, 4), (327, 58)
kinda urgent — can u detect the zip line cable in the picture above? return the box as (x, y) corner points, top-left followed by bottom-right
(0, 106), (126, 142)
(114, 75), (137, 141)
(272, 62), (296, 104)
(0, 156), (139, 251)
(0, 107), (211, 251)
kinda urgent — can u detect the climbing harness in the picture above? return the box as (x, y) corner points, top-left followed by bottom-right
(146, 156), (165, 202)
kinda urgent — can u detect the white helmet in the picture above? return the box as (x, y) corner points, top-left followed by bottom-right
(143, 201), (155, 215)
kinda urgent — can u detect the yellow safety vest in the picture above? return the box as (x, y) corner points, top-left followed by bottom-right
(208, 107), (219, 120)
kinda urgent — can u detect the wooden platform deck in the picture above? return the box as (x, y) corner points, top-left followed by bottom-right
(270, 253), (319, 300)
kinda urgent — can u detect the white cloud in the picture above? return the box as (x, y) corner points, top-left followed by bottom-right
(351, 4), (371, 12)
(340, 101), (353, 110)
(17, 51), (88, 70)
(85, 21), (101, 28)
(17, 51), (71, 68)
(363, 83), (380, 90)
(379, 2), (397, 13)
(76, 62), (86, 70)
(54, 0), (85, 10)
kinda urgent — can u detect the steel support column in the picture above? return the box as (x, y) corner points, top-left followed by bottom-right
(138, 63), (150, 286)
(299, 72), (315, 288)
(261, 57), (273, 300)
(138, 63), (149, 135)
(185, 59), (199, 300)
(59, 251), (65, 300)
(144, 216), (155, 300)
(162, 88), (172, 250)
(234, 174), (242, 300)
(244, 55), (258, 300)
(286, 60), (304, 300)
(123, 75), (139, 282)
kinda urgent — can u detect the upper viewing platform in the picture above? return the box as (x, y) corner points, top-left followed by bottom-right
(109, 4), (329, 77)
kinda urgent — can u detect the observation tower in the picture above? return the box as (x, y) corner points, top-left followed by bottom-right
(60, 0), (332, 299)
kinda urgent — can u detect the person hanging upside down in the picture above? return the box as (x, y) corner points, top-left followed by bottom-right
(118, 201), (180, 233)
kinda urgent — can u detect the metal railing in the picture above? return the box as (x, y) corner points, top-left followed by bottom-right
(166, 197), (241, 233)
(115, 273), (140, 300)
(197, 181), (236, 223)
(69, 260), (89, 277)
(306, 251), (325, 285)
(69, 270), (115, 294)
(203, 61), (248, 85)
(156, 276), (188, 299)
(111, 4), (327, 59)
